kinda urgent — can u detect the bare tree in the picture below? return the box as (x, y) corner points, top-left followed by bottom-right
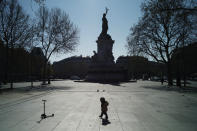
(35, 6), (79, 84)
(159, 0), (197, 12)
(0, 0), (32, 88)
(127, 0), (195, 86)
(33, 0), (46, 5)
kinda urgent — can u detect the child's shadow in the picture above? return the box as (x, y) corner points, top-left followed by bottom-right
(102, 118), (111, 126)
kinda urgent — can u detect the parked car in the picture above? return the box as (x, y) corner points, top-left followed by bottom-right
(150, 76), (160, 81)
(70, 75), (80, 80)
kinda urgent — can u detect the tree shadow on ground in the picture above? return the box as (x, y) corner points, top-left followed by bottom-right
(74, 80), (137, 87)
(0, 85), (73, 94)
(141, 85), (197, 93)
(74, 80), (122, 86)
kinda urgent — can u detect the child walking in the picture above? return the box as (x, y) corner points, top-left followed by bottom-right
(99, 97), (109, 120)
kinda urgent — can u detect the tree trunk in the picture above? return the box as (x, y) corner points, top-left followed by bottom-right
(176, 73), (181, 87)
(30, 53), (33, 87)
(10, 44), (13, 89)
(182, 57), (186, 87)
(47, 64), (51, 84)
(4, 42), (9, 84)
(183, 74), (186, 87)
(167, 62), (173, 86)
(176, 61), (181, 87)
(42, 60), (47, 85)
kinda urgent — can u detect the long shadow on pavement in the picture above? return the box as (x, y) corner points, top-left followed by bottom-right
(0, 85), (73, 94)
(141, 85), (197, 93)
(74, 80), (137, 87)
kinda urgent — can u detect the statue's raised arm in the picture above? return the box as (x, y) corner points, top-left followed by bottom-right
(105, 7), (109, 15)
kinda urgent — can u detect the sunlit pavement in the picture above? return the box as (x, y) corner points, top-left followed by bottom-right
(0, 80), (197, 131)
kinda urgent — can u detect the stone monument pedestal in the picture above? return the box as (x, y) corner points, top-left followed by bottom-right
(86, 34), (127, 82)
(86, 63), (127, 82)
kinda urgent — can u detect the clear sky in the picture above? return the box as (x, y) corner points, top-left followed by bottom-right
(19, 0), (143, 63)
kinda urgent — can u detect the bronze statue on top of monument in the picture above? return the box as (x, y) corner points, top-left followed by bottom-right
(99, 7), (112, 40)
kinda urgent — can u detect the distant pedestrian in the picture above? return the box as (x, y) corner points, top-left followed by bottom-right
(99, 97), (109, 120)
(161, 77), (164, 85)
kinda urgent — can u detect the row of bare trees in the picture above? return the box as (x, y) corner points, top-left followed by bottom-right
(126, 0), (197, 86)
(0, 0), (79, 88)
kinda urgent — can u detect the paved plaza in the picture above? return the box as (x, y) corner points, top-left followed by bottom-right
(0, 80), (197, 131)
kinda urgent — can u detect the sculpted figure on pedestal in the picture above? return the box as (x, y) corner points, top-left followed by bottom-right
(91, 50), (98, 62)
(101, 7), (109, 35)
(99, 8), (112, 40)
